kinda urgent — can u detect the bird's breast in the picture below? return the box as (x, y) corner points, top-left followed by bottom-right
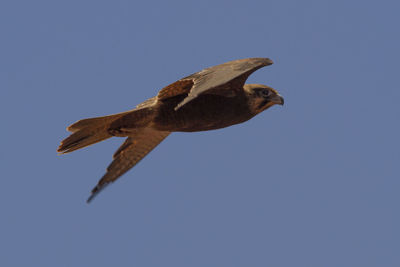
(152, 94), (254, 132)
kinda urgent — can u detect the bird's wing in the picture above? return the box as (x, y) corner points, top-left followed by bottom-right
(157, 79), (195, 101)
(87, 129), (170, 202)
(157, 58), (273, 110)
(136, 96), (157, 109)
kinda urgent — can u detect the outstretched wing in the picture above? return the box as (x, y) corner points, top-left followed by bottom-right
(87, 129), (170, 203)
(166, 57), (273, 110)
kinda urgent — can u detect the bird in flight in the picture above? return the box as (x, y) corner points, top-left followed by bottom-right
(58, 57), (284, 202)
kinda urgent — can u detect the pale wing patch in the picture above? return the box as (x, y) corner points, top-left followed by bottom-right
(175, 57), (273, 110)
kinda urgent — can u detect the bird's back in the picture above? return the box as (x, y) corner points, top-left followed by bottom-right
(152, 93), (254, 132)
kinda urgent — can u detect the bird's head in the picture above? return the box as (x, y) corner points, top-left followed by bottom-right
(244, 84), (284, 114)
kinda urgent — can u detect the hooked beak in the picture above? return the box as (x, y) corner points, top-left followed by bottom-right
(270, 94), (284, 105)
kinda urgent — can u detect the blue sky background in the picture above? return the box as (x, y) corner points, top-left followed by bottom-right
(1, 0), (399, 266)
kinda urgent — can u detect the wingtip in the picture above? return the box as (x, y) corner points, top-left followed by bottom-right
(260, 57), (273, 66)
(174, 100), (186, 111)
(175, 94), (197, 111)
(174, 105), (182, 111)
(86, 190), (97, 204)
(86, 182), (110, 203)
(266, 58), (274, 65)
(86, 187), (99, 204)
(86, 194), (95, 204)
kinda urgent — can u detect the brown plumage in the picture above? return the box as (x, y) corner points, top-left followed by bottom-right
(57, 57), (284, 202)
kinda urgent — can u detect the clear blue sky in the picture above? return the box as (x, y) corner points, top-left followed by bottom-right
(1, 0), (399, 266)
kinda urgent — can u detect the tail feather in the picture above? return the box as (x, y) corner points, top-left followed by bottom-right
(67, 117), (107, 132)
(57, 127), (111, 154)
(58, 112), (129, 154)
(67, 112), (130, 133)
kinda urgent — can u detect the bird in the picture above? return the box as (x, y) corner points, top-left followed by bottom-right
(57, 57), (284, 202)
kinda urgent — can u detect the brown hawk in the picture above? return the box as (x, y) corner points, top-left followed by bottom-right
(58, 57), (284, 202)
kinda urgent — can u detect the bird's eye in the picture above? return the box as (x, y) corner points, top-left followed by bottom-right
(261, 90), (270, 97)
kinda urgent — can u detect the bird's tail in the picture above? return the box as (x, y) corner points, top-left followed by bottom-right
(57, 111), (130, 154)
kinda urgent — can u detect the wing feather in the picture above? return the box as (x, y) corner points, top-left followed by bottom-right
(175, 57), (273, 109)
(156, 58), (273, 109)
(157, 79), (194, 101)
(87, 129), (170, 202)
